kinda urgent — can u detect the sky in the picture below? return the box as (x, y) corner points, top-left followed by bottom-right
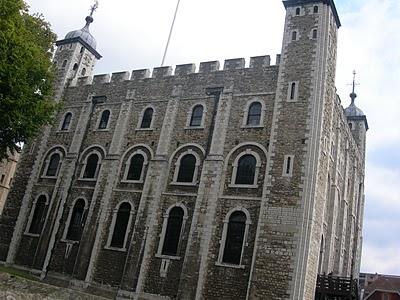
(25, 0), (400, 275)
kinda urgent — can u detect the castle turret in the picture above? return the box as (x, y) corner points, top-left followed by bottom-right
(53, 4), (101, 100)
(344, 72), (368, 160)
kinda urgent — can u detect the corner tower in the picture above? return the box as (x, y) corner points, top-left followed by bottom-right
(247, 0), (341, 299)
(53, 4), (101, 100)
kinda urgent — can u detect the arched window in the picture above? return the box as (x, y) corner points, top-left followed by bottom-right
(313, 5), (319, 13)
(177, 154), (196, 183)
(28, 195), (47, 234)
(83, 153), (99, 179)
(98, 110), (110, 129)
(46, 153), (61, 177)
(126, 154), (144, 181)
(235, 155), (256, 185)
(222, 211), (247, 265)
(161, 207), (184, 256)
(140, 108), (153, 129)
(110, 202), (132, 248)
(289, 82), (297, 100)
(81, 68), (86, 76)
(73, 63), (78, 71)
(61, 112), (72, 131)
(312, 29), (318, 39)
(246, 102), (262, 126)
(295, 7), (301, 15)
(190, 105), (204, 127)
(292, 31), (297, 41)
(66, 199), (86, 241)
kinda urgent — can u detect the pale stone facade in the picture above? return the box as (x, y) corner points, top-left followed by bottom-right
(0, 152), (19, 215)
(0, 0), (368, 299)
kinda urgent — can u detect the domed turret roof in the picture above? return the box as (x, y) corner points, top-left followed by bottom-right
(344, 92), (365, 117)
(65, 16), (97, 50)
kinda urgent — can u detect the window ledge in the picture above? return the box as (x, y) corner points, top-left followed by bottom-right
(135, 128), (154, 131)
(104, 246), (127, 252)
(170, 182), (197, 187)
(241, 125), (264, 129)
(57, 130), (71, 133)
(41, 175), (58, 179)
(121, 179), (144, 184)
(94, 128), (111, 132)
(155, 254), (181, 260)
(24, 232), (40, 238)
(228, 184), (258, 189)
(60, 239), (79, 244)
(184, 126), (204, 130)
(286, 99), (298, 103)
(78, 178), (98, 182)
(215, 262), (245, 269)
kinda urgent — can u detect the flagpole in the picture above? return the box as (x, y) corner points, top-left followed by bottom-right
(161, 0), (181, 66)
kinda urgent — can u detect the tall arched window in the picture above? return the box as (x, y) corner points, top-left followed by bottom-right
(177, 154), (196, 183)
(46, 153), (61, 177)
(110, 202), (132, 248)
(61, 112), (72, 131)
(222, 211), (247, 265)
(66, 199), (86, 241)
(190, 105), (204, 127)
(246, 102), (262, 126)
(235, 155), (256, 185)
(292, 31), (297, 41)
(28, 195), (47, 234)
(98, 110), (110, 129)
(83, 153), (99, 179)
(140, 108), (153, 128)
(161, 207), (184, 256)
(290, 82), (296, 100)
(126, 154), (144, 181)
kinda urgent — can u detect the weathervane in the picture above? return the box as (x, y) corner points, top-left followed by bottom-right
(349, 70), (360, 104)
(90, 0), (99, 17)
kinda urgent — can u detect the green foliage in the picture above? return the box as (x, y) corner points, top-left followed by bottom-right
(0, 0), (57, 160)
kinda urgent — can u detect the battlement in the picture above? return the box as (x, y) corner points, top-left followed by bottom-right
(70, 54), (281, 87)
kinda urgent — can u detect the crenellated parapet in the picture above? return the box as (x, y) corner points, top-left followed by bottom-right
(70, 55), (280, 87)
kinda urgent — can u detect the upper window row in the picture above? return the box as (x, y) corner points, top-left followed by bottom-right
(58, 100), (266, 132)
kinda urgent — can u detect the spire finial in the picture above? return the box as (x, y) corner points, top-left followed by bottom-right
(349, 70), (359, 105)
(84, 1), (98, 30)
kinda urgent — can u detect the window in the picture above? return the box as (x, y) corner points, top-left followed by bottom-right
(98, 110), (110, 129)
(83, 153), (99, 179)
(288, 81), (299, 101)
(81, 68), (86, 76)
(312, 29), (318, 39)
(73, 63), (78, 71)
(66, 199), (86, 241)
(314, 5), (319, 13)
(189, 105), (204, 127)
(283, 155), (294, 177)
(80, 46), (84, 53)
(126, 154), (144, 181)
(61, 112), (72, 131)
(140, 107), (154, 129)
(222, 211), (247, 265)
(28, 195), (47, 234)
(235, 155), (256, 185)
(161, 207), (184, 256)
(46, 153), (61, 177)
(246, 102), (262, 126)
(62, 60), (67, 68)
(295, 7), (300, 15)
(349, 122), (353, 130)
(0, 175), (4, 184)
(110, 202), (132, 248)
(292, 31), (298, 41)
(177, 154), (196, 183)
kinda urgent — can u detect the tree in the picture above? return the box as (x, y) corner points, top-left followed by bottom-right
(0, 0), (57, 160)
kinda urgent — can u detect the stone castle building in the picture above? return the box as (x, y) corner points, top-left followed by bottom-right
(0, 152), (19, 215)
(0, 0), (368, 299)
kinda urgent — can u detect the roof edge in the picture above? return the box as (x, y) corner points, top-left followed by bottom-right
(56, 37), (102, 59)
(346, 115), (369, 131)
(283, 0), (341, 28)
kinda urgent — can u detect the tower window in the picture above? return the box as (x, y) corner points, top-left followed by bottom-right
(1, 174), (5, 184)
(246, 102), (262, 126)
(295, 7), (301, 15)
(126, 154), (145, 181)
(235, 154), (256, 185)
(283, 155), (294, 177)
(314, 6), (319, 13)
(61, 112), (72, 131)
(73, 63), (78, 71)
(46, 153), (61, 177)
(190, 105), (204, 127)
(222, 211), (247, 265)
(292, 31), (298, 41)
(80, 47), (84, 53)
(161, 207), (184, 256)
(62, 60), (67, 68)
(312, 29), (318, 39)
(28, 195), (48, 234)
(288, 81), (299, 101)
(98, 110), (110, 129)
(177, 154), (196, 183)
(66, 198), (86, 241)
(110, 202), (132, 248)
(83, 153), (100, 179)
(81, 68), (86, 76)
(140, 107), (154, 129)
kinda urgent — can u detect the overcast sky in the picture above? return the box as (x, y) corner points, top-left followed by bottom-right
(25, 0), (400, 275)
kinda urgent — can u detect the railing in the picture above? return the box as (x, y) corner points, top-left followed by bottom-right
(315, 274), (359, 300)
